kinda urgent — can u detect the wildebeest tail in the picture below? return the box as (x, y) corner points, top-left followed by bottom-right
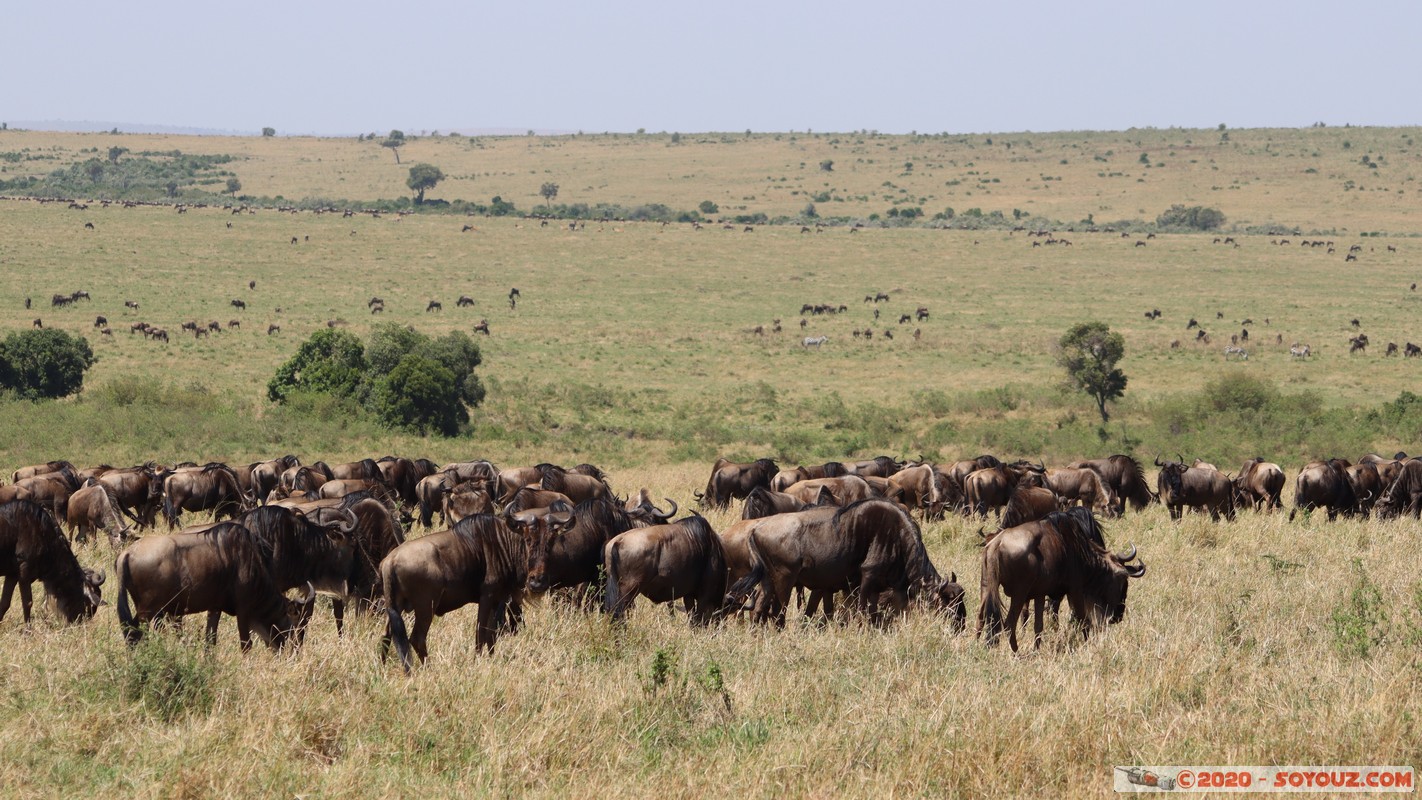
(1119, 457), (1153, 512)
(725, 531), (767, 607)
(680, 514), (727, 623)
(383, 569), (414, 672)
(115, 551), (141, 646)
(977, 548), (1004, 644)
(603, 540), (624, 615)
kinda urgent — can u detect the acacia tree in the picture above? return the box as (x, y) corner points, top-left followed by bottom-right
(225, 177), (242, 197)
(1058, 321), (1128, 422)
(406, 163), (444, 204)
(382, 129), (406, 164)
(539, 182), (559, 205)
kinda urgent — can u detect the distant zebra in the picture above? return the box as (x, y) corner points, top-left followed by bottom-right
(1289, 344), (1311, 359)
(1223, 346), (1249, 361)
(802, 335), (829, 349)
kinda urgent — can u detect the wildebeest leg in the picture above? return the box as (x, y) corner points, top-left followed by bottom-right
(205, 610), (221, 646)
(1004, 595), (1026, 653)
(332, 598), (345, 636)
(1032, 598), (1045, 649)
(505, 598), (524, 635)
(236, 615), (254, 653)
(475, 597), (499, 653)
(410, 607), (433, 661)
(0, 576), (16, 623)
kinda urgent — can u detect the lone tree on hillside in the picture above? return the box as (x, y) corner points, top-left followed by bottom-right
(539, 182), (559, 205)
(225, 177), (242, 197)
(382, 130), (406, 164)
(262, 127), (276, 137)
(406, 163), (445, 205)
(1058, 321), (1128, 423)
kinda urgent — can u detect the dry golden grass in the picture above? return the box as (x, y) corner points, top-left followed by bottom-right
(1, 127), (1421, 796)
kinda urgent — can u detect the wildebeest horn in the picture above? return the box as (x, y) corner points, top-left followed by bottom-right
(1177, 453), (1185, 465)
(1115, 544), (1138, 563)
(337, 508), (357, 533)
(92, 569), (106, 586)
(654, 498), (678, 520)
(1124, 561), (1147, 578)
(299, 581), (317, 604)
(1154, 454), (1163, 467)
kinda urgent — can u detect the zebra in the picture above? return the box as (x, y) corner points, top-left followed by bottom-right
(1289, 343), (1312, 359)
(1223, 345), (1249, 361)
(802, 336), (829, 349)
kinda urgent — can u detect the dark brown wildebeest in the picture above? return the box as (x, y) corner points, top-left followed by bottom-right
(504, 485), (575, 515)
(116, 521), (317, 650)
(1066, 455), (1153, 516)
(456, 295), (474, 307)
(97, 463), (163, 529)
(5, 469), (82, 522)
(1374, 459), (1422, 519)
(695, 458), (779, 510)
(317, 478), (391, 501)
(442, 483), (494, 524)
(538, 463), (610, 504)
(381, 514), (528, 671)
(94, 315), (107, 328)
(160, 463), (252, 528)
(998, 484), (1060, 530)
(1344, 462), (1382, 517)
(726, 499), (949, 627)
(330, 458), (382, 482)
(267, 324), (280, 335)
(377, 456), (438, 511)
(783, 475), (873, 507)
(1044, 467), (1115, 516)
(11, 460), (76, 484)
(1289, 459), (1358, 521)
(0, 500), (104, 625)
(770, 462), (848, 492)
(977, 507), (1145, 652)
(945, 455), (1003, 493)
(494, 464), (544, 504)
(622, 489), (678, 526)
(66, 479), (132, 545)
(416, 471), (459, 528)
(425, 300), (442, 312)
(473, 318), (490, 335)
(251, 455), (300, 503)
(963, 462), (1045, 518)
(513, 493), (662, 605)
(844, 456), (904, 478)
(298, 491), (405, 633)
(1154, 457), (1235, 520)
(283, 463), (333, 493)
(1232, 458), (1286, 512)
(604, 513), (727, 626)
(231, 299), (246, 310)
(740, 485), (828, 520)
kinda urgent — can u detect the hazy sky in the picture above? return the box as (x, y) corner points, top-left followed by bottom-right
(7, 0), (1419, 135)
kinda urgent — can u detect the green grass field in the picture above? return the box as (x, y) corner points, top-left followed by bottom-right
(0, 126), (1420, 798)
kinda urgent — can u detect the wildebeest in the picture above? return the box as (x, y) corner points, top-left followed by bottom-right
(604, 513), (727, 626)
(66, 479), (132, 545)
(770, 462), (848, 491)
(695, 458), (778, 510)
(977, 508), (1145, 651)
(115, 521), (318, 650)
(783, 475), (873, 507)
(231, 299), (246, 310)
(376, 456), (438, 511)
(998, 484), (1060, 529)
(456, 295), (474, 307)
(3, 468), (82, 522)
(1374, 459), (1422, 519)
(381, 514), (528, 670)
(1155, 457), (1234, 520)
(1289, 459), (1358, 521)
(740, 485), (828, 520)
(1232, 458), (1286, 512)
(1043, 467), (1115, 515)
(514, 493), (661, 604)
(11, 460), (76, 484)
(538, 463), (610, 504)
(726, 499), (949, 627)
(844, 456), (904, 478)
(0, 500), (104, 625)
(97, 463), (163, 529)
(251, 455), (300, 503)
(1344, 462), (1382, 517)
(963, 462), (1045, 518)
(442, 482), (493, 524)
(160, 463), (252, 528)
(425, 300), (442, 312)
(1066, 455), (1153, 516)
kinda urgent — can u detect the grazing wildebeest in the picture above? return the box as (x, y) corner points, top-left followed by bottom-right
(441, 483), (494, 525)
(1344, 462), (1382, 517)
(1232, 458), (1286, 512)
(457, 295), (474, 307)
(1043, 467), (1115, 516)
(267, 324), (280, 335)
(97, 463), (163, 529)
(251, 455), (300, 504)
(116, 521), (318, 650)
(740, 485), (827, 520)
(604, 513), (727, 626)
(977, 508), (1145, 651)
(1066, 455), (1153, 516)
(1289, 459), (1357, 521)
(231, 299), (246, 310)
(845, 456), (904, 478)
(997, 484), (1060, 529)
(783, 475), (873, 507)
(695, 458), (779, 510)
(3, 469), (82, 522)
(1374, 459), (1422, 519)
(726, 499), (949, 627)
(0, 500), (104, 625)
(93, 315), (107, 328)
(963, 462), (1045, 518)
(1155, 457), (1234, 520)
(770, 461), (848, 491)
(377, 456), (437, 511)
(426, 300), (442, 312)
(381, 514), (528, 671)
(67, 479), (132, 545)
(538, 463), (610, 504)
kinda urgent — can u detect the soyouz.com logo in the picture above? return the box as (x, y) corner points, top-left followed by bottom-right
(1115, 766), (1414, 792)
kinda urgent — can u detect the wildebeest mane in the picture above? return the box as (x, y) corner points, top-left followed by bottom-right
(0, 500), (88, 592)
(452, 513), (528, 587)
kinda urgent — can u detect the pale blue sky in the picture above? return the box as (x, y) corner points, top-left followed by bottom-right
(7, 0), (1419, 135)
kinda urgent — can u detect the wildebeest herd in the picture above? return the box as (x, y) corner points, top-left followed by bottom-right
(3, 448), (1418, 668)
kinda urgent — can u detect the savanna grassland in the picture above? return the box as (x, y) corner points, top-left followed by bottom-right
(1, 125), (1421, 798)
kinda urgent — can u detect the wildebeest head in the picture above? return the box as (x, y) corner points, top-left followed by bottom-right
(936, 572), (967, 634)
(507, 504), (578, 594)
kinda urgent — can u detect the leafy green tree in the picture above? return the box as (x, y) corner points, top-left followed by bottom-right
(262, 127), (276, 137)
(382, 130), (405, 164)
(1058, 322), (1128, 423)
(225, 177), (242, 197)
(107, 146), (128, 164)
(365, 323), (429, 375)
(267, 328), (366, 402)
(84, 160), (105, 182)
(0, 329), (96, 400)
(539, 182), (559, 205)
(371, 354), (466, 436)
(698, 200), (719, 215)
(1156, 204), (1225, 231)
(406, 163), (444, 204)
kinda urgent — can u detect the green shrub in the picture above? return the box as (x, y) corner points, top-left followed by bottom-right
(1156, 203), (1226, 231)
(266, 328), (366, 403)
(372, 354), (466, 436)
(0, 328), (96, 400)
